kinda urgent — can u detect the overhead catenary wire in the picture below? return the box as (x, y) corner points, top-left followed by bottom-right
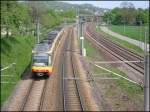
(0, 63), (16, 72)
(93, 60), (144, 64)
(94, 64), (142, 86)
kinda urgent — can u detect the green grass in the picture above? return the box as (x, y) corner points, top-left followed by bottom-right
(109, 25), (149, 43)
(83, 38), (106, 61)
(84, 38), (143, 95)
(109, 68), (143, 94)
(1, 35), (35, 107)
(95, 27), (144, 55)
(84, 39), (96, 58)
(94, 65), (143, 95)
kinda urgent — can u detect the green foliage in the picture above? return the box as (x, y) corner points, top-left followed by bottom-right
(60, 9), (76, 23)
(62, 10), (75, 18)
(1, 1), (76, 39)
(1, 35), (35, 106)
(84, 39), (97, 58)
(110, 68), (143, 95)
(1, 1), (33, 37)
(110, 25), (149, 43)
(39, 8), (76, 31)
(136, 8), (149, 25)
(102, 6), (149, 25)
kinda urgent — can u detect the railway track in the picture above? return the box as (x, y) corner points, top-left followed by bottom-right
(85, 24), (144, 75)
(62, 28), (85, 111)
(12, 27), (84, 111)
(20, 77), (48, 111)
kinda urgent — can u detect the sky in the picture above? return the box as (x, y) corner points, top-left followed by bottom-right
(62, 1), (149, 9)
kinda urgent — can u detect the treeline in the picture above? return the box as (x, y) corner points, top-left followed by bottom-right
(1, 1), (76, 38)
(1, 1), (32, 37)
(102, 2), (149, 25)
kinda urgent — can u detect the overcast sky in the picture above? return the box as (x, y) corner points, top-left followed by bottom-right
(62, 1), (149, 9)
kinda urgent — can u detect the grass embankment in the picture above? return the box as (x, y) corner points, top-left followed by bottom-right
(1, 35), (35, 107)
(84, 38), (143, 95)
(109, 25), (149, 43)
(95, 27), (144, 55)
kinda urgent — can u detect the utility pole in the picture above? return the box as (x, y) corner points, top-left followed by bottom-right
(107, 19), (110, 29)
(123, 20), (125, 34)
(144, 26), (147, 52)
(144, 25), (149, 111)
(37, 16), (40, 43)
(140, 21), (142, 49)
(80, 19), (86, 56)
(109, 20), (111, 29)
(76, 7), (78, 37)
(144, 55), (149, 111)
(81, 20), (84, 37)
(80, 17), (82, 38)
(107, 19), (111, 33)
(78, 8), (80, 39)
(96, 16), (98, 28)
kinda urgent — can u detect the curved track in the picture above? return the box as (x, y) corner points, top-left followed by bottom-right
(85, 23), (144, 75)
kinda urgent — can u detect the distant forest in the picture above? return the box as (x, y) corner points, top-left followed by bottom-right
(102, 2), (149, 25)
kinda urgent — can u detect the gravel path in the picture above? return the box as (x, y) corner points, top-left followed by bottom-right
(100, 26), (149, 51)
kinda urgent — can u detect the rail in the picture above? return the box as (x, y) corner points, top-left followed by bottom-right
(85, 24), (144, 74)
(71, 51), (85, 111)
(62, 28), (85, 111)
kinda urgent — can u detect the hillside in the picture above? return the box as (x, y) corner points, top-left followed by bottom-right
(45, 1), (109, 15)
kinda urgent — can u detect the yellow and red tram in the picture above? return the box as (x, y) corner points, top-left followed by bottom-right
(31, 27), (63, 77)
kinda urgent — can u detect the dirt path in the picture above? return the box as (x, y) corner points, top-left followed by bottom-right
(100, 26), (149, 51)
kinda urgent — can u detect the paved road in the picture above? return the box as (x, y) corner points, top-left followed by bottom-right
(100, 26), (149, 52)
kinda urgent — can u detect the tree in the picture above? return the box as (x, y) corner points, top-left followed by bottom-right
(119, 2), (137, 25)
(102, 2), (142, 25)
(1, 1), (34, 37)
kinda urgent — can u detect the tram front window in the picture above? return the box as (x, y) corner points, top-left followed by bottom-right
(33, 55), (49, 66)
